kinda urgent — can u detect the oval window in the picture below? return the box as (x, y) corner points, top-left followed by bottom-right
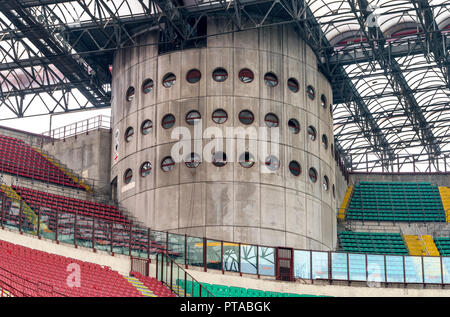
(289, 161), (301, 176)
(124, 168), (133, 184)
(185, 110), (201, 126)
(239, 152), (255, 168)
(162, 73), (176, 88)
(265, 155), (280, 171)
(162, 114), (175, 129)
(264, 72), (278, 87)
(126, 87), (135, 102)
(309, 167), (318, 183)
(212, 109), (228, 124)
(140, 162), (152, 177)
(264, 113), (279, 128)
(238, 110), (254, 125)
(307, 126), (317, 141)
(141, 120), (153, 135)
(186, 69), (201, 84)
(212, 151), (227, 167)
(321, 94), (327, 109)
(323, 175), (329, 191)
(124, 127), (134, 142)
(142, 79), (153, 94)
(185, 152), (201, 168)
(212, 68), (228, 82)
(287, 78), (299, 93)
(322, 134), (328, 150)
(161, 156), (175, 172)
(238, 68), (254, 83)
(288, 119), (300, 134)
(306, 85), (315, 100)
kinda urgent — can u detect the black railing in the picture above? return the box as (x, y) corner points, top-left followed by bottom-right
(1, 191), (450, 289)
(155, 252), (214, 297)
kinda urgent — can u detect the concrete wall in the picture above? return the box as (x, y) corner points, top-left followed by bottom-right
(110, 19), (337, 251)
(350, 172), (450, 187)
(0, 126), (49, 147)
(42, 129), (112, 194)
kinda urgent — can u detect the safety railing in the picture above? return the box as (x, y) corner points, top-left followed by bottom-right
(42, 115), (111, 141)
(155, 252), (214, 297)
(1, 190), (450, 289)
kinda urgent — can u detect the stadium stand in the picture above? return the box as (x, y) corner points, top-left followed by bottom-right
(12, 185), (129, 224)
(174, 280), (325, 297)
(338, 231), (409, 255)
(130, 271), (176, 297)
(0, 134), (84, 190)
(433, 237), (450, 256)
(0, 239), (143, 297)
(345, 182), (445, 222)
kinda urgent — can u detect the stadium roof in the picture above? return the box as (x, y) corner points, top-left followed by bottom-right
(0, 0), (448, 172)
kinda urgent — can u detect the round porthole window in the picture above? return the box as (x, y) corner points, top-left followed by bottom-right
(124, 127), (134, 142)
(307, 126), (317, 141)
(321, 94), (327, 109)
(212, 151), (227, 167)
(288, 119), (300, 134)
(239, 68), (254, 83)
(142, 79), (153, 94)
(212, 68), (228, 82)
(238, 110), (254, 125)
(185, 110), (201, 126)
(212, 109), (228, 124)
(162, 73), (176, 88)
(322, 134), (328, 150)
(126, 87), (135, 102)
(186, 69), (201, 84)
(264, 72), (278, 87)
(323, 175), (329, 191)
(264, 113), (279, 128)
(239, 152), (255, 168)
(124, 168), (133, 184)
(306, 85), (315, 100)
(287, 78), (299, 93)
(185, 152), (201, 168)
(309, 167), (318, 183)
(141, 120), (153, 135)
(161, 156), (175, 172)
(140, 162), (152, 177)
(289, 161), (301, 176)
(265, 155), (280, 171)
(162, 114), (176, 129)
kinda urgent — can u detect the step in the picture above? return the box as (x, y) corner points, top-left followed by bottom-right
(124, 276), (157, 297)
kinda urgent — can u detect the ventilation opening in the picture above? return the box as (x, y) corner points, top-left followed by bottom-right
(158, 16), (207, 54)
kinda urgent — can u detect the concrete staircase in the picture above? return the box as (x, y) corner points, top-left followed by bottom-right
(171, 284), (191, 297)
(403, 234), (440, 256)
(338, 186), (353, 220)
(33, 147), (92, 193)
(124, 276), (157, 297)
(439, 187), (450, 222)
(0, 184), (50, 232)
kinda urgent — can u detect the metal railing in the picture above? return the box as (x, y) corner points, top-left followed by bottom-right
(2, 189), (450, 289)
(155, 252), (215, 297)
(0, 265), (65, 297)
(42, 115), (111, 141)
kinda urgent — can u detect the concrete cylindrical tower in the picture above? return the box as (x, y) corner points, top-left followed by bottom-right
(111, 18), (337, 251)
